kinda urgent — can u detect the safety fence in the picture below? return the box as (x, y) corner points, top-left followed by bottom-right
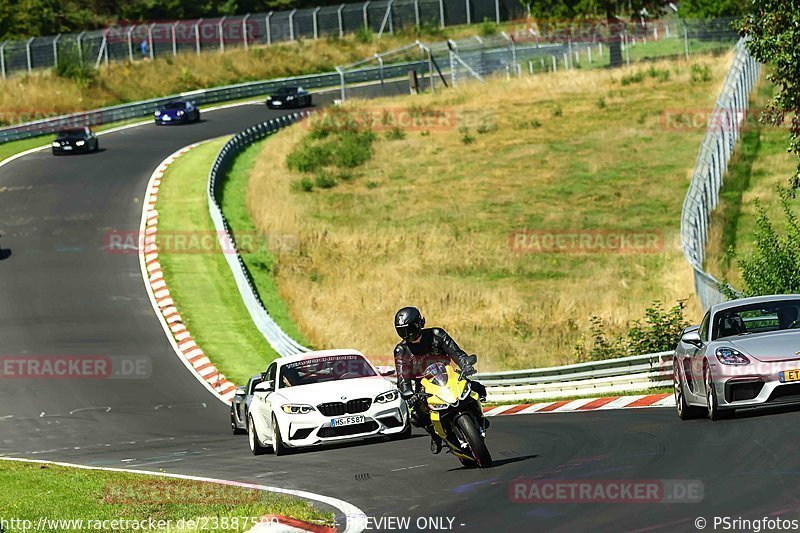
(207, 113), (313, 357)
(680, 38), (760, 310)
(476, 351), (673, 402)
(0, 11), (738, 79)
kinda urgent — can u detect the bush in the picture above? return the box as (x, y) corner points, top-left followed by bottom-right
(355, 27), (373, 43)
(621, 71), (645, 86)
(647, 66), (670, 82)
(479, 18), (498, 37)
(333, 131), (374, 168)
(728, 187), (800, 296)
(459, 127), (475, 145)
(385, 126), (406, 140)
(596, 97), (606, 109)
(476, 120), (497, 134)
(690, 63), (711, 83)
(574, 300), (690, 361)
(286, 142), (333, 173)
(314, 173), (337, 189)
(552, 105), (562, 117)
(53, 44), (96, 87)
(290, 177), (314, 193)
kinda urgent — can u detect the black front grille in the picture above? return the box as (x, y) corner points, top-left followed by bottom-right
(768, 383), (800, 403)
(318, 402), (347, 416)
(318, 421), (379, 438)
(378, 415), (403, 428)
(317, 398), (372, 416)
(290, 427), (314, 440)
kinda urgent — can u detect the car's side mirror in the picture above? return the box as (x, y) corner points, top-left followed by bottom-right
(681, 330), (703, 347)
(254, 382), (273, 393)
(234, 386), (246, 396)
(376, 366), (396, 377)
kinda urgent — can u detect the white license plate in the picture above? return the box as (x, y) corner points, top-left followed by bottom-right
(163, 116), (171, 121)
(62, 146), (72, 150)
(331, 415), (365, 427)
(273, 101), (282, 105)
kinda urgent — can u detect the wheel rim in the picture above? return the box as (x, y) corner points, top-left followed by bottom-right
(674, 365), (683, 416)
(248, 418), (255, 451)
(706, 371), (714, 418)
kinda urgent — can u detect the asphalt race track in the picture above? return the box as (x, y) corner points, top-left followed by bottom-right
(2, 85), (800, 532)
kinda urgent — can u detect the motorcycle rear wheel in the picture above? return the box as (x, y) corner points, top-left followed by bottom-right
(455, 415), (493, 468)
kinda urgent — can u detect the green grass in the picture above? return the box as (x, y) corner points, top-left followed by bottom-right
(486, 387), (673, 406)
(218, 141), (310, 346)
(156, 139), (280, 385)
(0, 460), (333, 532)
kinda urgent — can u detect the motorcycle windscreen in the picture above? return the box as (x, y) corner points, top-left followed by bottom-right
(423, 362), (449, 387)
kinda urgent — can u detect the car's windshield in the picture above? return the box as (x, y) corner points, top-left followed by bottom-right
(56, 129), (86, 139)
(713, 300), (800, 340)
(163, 102), (186, 110)
(275, 87), (296, 95)
(279, 355), (375, 387)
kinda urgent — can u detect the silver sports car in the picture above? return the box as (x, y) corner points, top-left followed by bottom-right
(230, 374), (263, 434)
(674, 294), (800, 420)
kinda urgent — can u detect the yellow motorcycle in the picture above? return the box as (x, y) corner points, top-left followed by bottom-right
(420, 360), (492, 468)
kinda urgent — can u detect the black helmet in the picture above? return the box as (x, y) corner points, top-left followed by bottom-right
(395, 306), (425, 341)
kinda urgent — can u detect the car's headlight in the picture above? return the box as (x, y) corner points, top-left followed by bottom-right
(154, 110), (161, 116)
(51, 142), (59, 147)
(281, 404), (315, 414)
(75, 140), (85, 146)
(375, 390), (399, 404)
(459, 382), (472, 400)
(177, 110), (184, 116)
(286, 96), (294, 100)
(716, 347), (750, 365)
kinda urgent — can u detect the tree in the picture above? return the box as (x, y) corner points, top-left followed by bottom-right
(679, 0), (749, 19)
(735, 2), (800, 189)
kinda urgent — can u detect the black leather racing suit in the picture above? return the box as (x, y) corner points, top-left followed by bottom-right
(394, 327), (487, 430)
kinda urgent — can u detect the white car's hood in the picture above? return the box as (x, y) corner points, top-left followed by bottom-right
(275, 376), (394, 404)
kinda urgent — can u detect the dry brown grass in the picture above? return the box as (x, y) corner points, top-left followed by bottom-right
(247, 54), (731, 370)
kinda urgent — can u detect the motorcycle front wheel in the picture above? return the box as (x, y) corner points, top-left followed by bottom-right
(455, 415), (492, 468)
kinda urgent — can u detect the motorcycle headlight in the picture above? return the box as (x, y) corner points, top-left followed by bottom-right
(459, 382), (472, 400)
(75, 140), (85, 146)
(375, 390), (399, 404)
(430, 401), (451, 410)
(281, 404), (315, 414)
(716, 347), (750, 365)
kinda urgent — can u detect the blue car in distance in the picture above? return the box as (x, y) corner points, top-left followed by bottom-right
(154, 100), (201, 125)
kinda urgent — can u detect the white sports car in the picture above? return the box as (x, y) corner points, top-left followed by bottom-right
(247, 349), (410, 455)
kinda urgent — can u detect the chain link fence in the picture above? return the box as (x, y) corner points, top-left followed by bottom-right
(680, 38), (760, 311)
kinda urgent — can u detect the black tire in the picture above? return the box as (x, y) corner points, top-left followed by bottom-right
(248, 415), (270, 455)
(194, 111), (201, 122)
(674, 360), (703, 420)
(94, 139), (99, 152)
(272, 414), (289, 456)
(455, 415), (492, 468)
(231, 411), (246, 435)
(704, 363), (733, 421)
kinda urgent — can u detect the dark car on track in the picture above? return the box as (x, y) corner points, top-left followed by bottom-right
(230, 374), (263, 434)
(154, 100), (201, 125)
(266, 87), (312, 109)
(51, 127), (99, 155)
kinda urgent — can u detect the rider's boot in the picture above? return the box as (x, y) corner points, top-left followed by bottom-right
(425, 425), (443, 454)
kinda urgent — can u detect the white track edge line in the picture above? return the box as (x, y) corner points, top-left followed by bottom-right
(0, 456), (367, 533)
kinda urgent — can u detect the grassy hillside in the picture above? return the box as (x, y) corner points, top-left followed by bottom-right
(243, 53), (731, 370)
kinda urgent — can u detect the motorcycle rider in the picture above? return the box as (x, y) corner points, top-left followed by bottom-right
(393, 306), (488, 454)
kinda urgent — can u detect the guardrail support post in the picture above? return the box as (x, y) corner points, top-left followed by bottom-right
(242, 14), (251, 49)
(363, 1), (371, 31)
(219, 16), (227, 52)
(465, 0), (471, 25)
(289, 9), (297, 41)
(77, 31), (85, 64)
(495, 0), (500, 24)
(414, 0), (420, 28)
(126, 26), (134, 63)
(682, 19), (689, 60)
(313, 7), (321, 39)
(266, 12), (273, 45)
(53, 33), (61, 67)
(338, 5), (345, 38)
(0, 41), (7, 79)
(172, 22), (179, 56)
(438, 0), (445, 28)
(336, 66), (346, 102)
(195, 19), (203, 55)
(148, 23), (155, 60)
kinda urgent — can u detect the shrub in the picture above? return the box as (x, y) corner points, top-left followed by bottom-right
(552, 105), (562, 117)
(459, 127), (475, 144)
(333, 131), (374, 168)
(621, 71), (645, 86)
(479, 18), (498, 37)
(314, 173), (337, 189)
(290, 177), (314, 193)
(476, 120), (497, 134)
(647, 66), (670, 82)
(596, 97), (606, 109)
(690, 63), (711, 83)
(355, 27), (373, 44)
(286, 142), (333, 173)
(385, 126), (406, 140)
(53, 44), (96, 87)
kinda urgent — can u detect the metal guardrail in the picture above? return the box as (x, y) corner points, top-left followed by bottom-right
(680, 38), (760, 310)
(0, 60), (424, 144)
(477, 351), (674, 402)
(207, 112), (313, 357)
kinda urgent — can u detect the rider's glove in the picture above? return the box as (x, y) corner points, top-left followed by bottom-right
(407, 393), (426, 406)
(461, 364), (477, 377)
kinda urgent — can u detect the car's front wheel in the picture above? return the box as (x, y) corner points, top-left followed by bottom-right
(248, 415), (270, 455)
(272, 414), (289, 456)
(674, 360), (703, 420)
(705, 363), (732, 421)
